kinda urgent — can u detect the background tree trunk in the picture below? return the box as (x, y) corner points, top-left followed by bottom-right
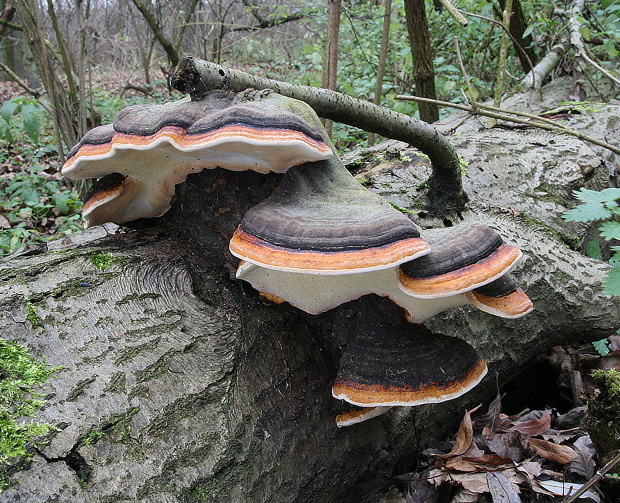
(403, 0), (439, 123)
(321, 0), (340, 137)
(368, 0), (392, 147)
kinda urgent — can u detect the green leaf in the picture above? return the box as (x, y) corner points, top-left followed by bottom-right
(51, 193), (70, 214)
(600, 221), (620, 241)
(603, 264), (620, 296)
(563, 202), (612, 222)
(584, 240), (603, 260)
(593, 338), (610, 356)
(573, 187), (620, 203)
(0, 101), (19, 123)
(22, 113), (40, 144)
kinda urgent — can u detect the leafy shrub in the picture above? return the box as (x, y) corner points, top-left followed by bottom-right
(0, 168), (83, 256)
(0, 97), (43, 145)
(564, 188), (620, 355)
(563, 187), (620, 296)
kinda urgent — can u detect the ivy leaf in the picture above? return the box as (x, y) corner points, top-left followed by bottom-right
(572, 187), (620, 203)
(563, 202), (612, 222)
(603, 264), (620, 297)
(599, 221), (620, 241)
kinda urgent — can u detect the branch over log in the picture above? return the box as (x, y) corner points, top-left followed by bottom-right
(171, 56), (467, 216)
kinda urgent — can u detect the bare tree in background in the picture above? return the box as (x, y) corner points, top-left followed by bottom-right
(321, 0), (340, 137)
(404, 0), (439, 123)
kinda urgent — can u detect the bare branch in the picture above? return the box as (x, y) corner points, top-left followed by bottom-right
(396, 94), (620, 156)
(171, 57), (467, 216)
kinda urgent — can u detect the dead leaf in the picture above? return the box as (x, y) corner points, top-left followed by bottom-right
(0, 213), (10, 229)
(509, 410), (551, 435)
(515, 460), (543, 488)
(483, 431), (526, 462)
(451, 488), (480, 502)
(487, 471), (522, 502)
(462, 454), (515, 469)
(477, 392), (503, 434)
(569, 435), (596, 479)
(434, 408), (477, 458)
(528, 438), (579, 464)
(535, 480), (600, 501)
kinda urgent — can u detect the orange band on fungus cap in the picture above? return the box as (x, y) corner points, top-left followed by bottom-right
(335, 406), (393, 428)
(61, 93), (333, 226)
(466, 274), (534, 318)
(399, 225), (523, 298)
(231, 228), (430, 274)
(332, 324), (488, 408)
(229, 157), (431, 275)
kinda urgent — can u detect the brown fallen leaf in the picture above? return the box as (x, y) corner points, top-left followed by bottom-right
(569, 435), (596, 479)
(462, 454), (515, 469)
(477, 393), (503, 435)
(528, 437), (579, 464)
(451, 488), (481, 503)
(433, 407), (479, 458)
(482, 430), (526, 462)
(509, 410), (551, 435)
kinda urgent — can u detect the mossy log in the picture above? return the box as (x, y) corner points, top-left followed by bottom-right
(2, 101), (620, 503)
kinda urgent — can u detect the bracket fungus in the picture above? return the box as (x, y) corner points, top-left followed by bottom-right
(63, 88), (533, 427)
(62, 92), (332, 227)
(229, 156), (430, 274)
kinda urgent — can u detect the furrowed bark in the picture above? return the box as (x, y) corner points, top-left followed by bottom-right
(171, 56), (467, 216)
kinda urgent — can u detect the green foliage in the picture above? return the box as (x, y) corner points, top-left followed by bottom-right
(0, 339), (61, 474)
(0, 98), (43, 145)
(564, 188), (620, 296)
(593, 338), (611, 356)
(591, 369), (620, 398)
(0, 167), (83, 256)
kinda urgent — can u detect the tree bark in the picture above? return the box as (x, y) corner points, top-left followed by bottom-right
(3, 85), (619, 503)
(497, 0), (538, 73)
(171, 56), (467, 216)
(368, 0), (392, 147)
(2, 116), (620, 499)
(321, 0), (341, 137)
(403, 0), (439, 123)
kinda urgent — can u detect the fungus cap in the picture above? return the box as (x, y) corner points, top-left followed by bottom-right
(335, 406), (393, 428)
(230, 158), (430, 274)
(332, 326), (488, 407)
(466, 274), (534, 318)
(399, 225), (522, 298)
(62, 95), (332, 226)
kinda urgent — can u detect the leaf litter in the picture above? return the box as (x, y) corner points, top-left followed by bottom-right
(379, 337), (620, 503)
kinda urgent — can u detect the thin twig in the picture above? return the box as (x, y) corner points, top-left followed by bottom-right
(0, 62), (42, 99)
(453, 37), (475, 103)
(457, 8), (535, 75)
(395, 94), (620, 156)
(562, 451), (620, 503)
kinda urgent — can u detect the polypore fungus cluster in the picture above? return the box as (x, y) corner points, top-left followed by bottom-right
(62, 89), (533, 426)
